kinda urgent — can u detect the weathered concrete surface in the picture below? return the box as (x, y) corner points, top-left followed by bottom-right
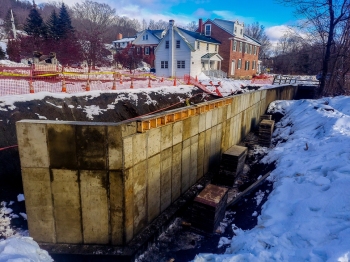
(16, 86), (297, 247)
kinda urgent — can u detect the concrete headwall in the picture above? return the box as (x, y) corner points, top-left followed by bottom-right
(16, 86), (297, 246)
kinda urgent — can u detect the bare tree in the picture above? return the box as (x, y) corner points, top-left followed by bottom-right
(185, 21), (197, 31)
(245, 22), (271, 58)
(279, 0), (350, 95)
(148, 19), (168, 30)
(72, 0), (116, 67)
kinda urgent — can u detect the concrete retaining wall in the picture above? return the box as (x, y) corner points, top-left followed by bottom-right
(16, 86), (297, 246)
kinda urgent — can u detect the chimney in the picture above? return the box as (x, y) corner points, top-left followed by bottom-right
(198, 18), (203, 34)
(117, 33), (123, 40)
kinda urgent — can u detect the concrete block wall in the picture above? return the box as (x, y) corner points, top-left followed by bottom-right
(16, 86), (297, 246)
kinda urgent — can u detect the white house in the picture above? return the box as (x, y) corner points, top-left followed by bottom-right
(155, 20), (222, 78)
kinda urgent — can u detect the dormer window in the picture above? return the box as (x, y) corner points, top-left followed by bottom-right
(143, 34), (148, 40)
(205, 24), (211, 36)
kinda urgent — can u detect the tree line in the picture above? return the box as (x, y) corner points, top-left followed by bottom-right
(2, 0), (142, 67)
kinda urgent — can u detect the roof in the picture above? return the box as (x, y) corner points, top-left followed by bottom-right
(208, 18), (261, 46)
(201, 53), (223, 61)
(112, 37), (136, 43)
(148, 29), (165, 40)
(177, 27), (221, 44)
(212, 18), (235, 35)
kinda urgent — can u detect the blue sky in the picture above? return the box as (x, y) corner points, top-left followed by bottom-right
(38, 0), (298, 43)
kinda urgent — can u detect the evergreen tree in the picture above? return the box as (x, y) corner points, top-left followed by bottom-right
(23, 2), (47, 38)
(58, 3), (73, 39)
(46, 10), (59, 40)
(0, 46), (6, 60)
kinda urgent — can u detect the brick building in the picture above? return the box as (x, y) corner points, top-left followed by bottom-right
(133, 29), (166, 68)
(197, 18), (261, 79)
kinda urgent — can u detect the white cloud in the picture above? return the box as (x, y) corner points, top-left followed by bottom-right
(265, 25), (293, 46)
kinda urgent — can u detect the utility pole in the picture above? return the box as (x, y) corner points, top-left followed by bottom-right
(10, 9), (16, 39)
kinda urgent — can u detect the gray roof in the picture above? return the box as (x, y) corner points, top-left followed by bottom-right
(177, 27), (221, 44)
(201, 53), (223, 60)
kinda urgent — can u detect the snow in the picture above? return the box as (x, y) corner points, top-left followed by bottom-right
(0, 237), (53, 262)
(194, 96), (350, 262)
(16, 195), (24, 202)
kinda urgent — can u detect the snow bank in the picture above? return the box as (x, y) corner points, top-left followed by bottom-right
(0, 237), (53, 262)
(194, 96), (350, 262)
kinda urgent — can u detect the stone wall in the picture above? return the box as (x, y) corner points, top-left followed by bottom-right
(16, 86), (297, 246)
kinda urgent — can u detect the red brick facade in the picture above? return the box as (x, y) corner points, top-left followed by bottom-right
(134, 45), (157, 67)
(199, 20), (260, 79)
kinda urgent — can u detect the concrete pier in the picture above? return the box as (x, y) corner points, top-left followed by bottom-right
(16, 86), (297, 246)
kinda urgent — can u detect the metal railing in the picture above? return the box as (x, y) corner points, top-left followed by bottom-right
(202, 69), (227, 78)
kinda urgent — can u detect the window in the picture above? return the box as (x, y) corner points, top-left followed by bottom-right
(161, 61), (168, 69)
(215, 45), (217, 51)
(245, 43), (248, 53)
(239, 42), (242, 52)
(240, 28), (243, 35)
(206, 43), (209, 51)
(177, 60), (185, 69)
(234, 27), (237, 33)
(165, 41), (169, 49)
(205, 24), (211, 36)
(142, 34), (148, 41)
(254, 46), (257, 55)
(249, 45), (252, 54)
(237, 59), (242, 69)
(252, 60), (256, 70)
(137, 47), (140, 54)
(197, 41), (200, 50)
(176, 40), (180, 48)
(145, 47), (149, 55)
(245, 61), (250, 70)
(233, 40), (237, 51)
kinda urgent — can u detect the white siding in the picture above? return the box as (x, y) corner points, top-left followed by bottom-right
(155, 34), (171, 77)
(133, 31), (160, 45)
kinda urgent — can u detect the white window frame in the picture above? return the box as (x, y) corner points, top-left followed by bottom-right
(237, 59), (242, 69)
(245, 60), (250, 70)
(239, 42), (242, 52)
(144, 47), (149, 55)
(177, 60), (185, 69)
(245, 43), (248, 53)
(233, 40), (237, 51)
(254, 46), (257, 55)
(205, 24), (211, 36)
(161, 61), (168, 69)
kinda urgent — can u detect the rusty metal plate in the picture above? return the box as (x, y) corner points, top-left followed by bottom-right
(194, 184), (228, 208)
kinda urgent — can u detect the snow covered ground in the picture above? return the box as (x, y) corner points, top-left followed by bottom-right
(194, 96), (350, 262)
